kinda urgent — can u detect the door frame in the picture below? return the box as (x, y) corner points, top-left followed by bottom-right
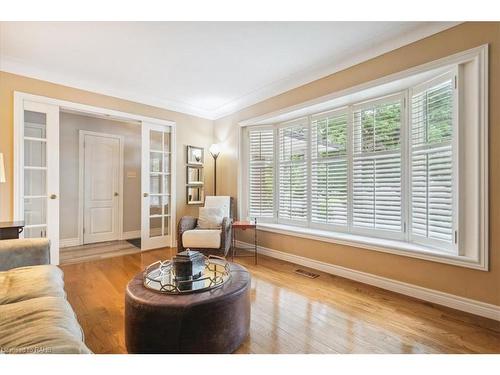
(78, 130), (124, 246)
(14, 92), (177, 264)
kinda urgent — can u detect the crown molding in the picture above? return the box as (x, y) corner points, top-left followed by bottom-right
(0, 56), (215, 120)
(211, 22), (462, 119)
(0, 22), (461, 121)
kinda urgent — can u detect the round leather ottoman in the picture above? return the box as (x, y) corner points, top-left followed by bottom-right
(125, 262), (251, 353)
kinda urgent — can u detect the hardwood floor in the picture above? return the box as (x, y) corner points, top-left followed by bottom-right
(60, 247), (500, 354)
(60, 240), (140, 265)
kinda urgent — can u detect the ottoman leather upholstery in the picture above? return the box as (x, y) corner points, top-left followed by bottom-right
(125, 262), (250, 354)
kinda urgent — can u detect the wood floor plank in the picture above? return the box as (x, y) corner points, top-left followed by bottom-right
(60, 246), (500, 354)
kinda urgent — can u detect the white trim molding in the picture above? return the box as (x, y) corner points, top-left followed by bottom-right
(236, 240), (500, 322)
(255, 223), (486, 270)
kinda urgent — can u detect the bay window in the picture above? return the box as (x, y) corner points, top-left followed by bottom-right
(242, 46), (488, 270)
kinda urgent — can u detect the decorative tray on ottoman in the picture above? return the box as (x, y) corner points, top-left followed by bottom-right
(143, 252), (231, 294)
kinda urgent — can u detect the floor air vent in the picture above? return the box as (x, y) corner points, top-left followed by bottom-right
(294, 269), (320, 279)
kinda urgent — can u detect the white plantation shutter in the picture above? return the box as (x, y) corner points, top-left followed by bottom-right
(248, 128), (275, 218)
(311, 110), (348, 226)
(278, 120), (308, 222)
(352, 97), (403, 234)
(244, 68), (468, 259)
(410, 76), (455, 249)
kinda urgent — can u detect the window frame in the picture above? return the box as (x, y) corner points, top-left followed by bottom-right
(407, 70), (459, 254)
(239, 45), (488, 271)
(350, 92), (407, 242)
(246, 125), (277, 223)
(309, 107), (350, 233)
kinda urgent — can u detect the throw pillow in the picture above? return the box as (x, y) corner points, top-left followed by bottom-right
(197, 207), (225, 229)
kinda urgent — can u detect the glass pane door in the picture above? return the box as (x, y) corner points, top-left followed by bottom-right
(141, 122), (173, 250)
(23, 110), (48, 238)
(17, 100), (60, 264)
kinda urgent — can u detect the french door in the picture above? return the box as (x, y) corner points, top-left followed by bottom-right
(141, 122), (174, 250)
(16, 100), (60, 264)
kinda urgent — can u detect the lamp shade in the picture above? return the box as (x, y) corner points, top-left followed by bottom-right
(209, 143), (221, 158)
(0, 153), (5, 183)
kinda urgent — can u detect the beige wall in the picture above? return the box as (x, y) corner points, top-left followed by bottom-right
(0, 71), (214, 226)
(59, 112), (142, 239)
(214, 22), (500, 306)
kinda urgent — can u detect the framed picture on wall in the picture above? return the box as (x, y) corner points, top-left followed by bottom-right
(187, 145), (204, 165)
(186, 186), (204, 205)
(187, 166), (204, 185)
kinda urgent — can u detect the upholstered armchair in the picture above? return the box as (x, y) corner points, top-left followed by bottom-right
(177, 196), (233, 257)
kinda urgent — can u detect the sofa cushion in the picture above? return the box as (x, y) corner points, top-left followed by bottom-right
(0, 296), (91, 354)
(0, 265), (65, 305)
(182, 229), (221, 249)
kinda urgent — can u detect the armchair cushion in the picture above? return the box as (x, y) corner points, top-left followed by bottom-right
(197, 207), (225, 229)
(182, 229), (221, 249)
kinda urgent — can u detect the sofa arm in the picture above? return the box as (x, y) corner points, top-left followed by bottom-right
(0, 238), (51, 271)
(177, 217), (198, 253)
(220, 217), (233, 257)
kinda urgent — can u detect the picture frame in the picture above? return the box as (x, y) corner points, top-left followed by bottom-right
(186, 186), (204, 205)
(186, 165), (204, 185)
(187, 145), (204, 165)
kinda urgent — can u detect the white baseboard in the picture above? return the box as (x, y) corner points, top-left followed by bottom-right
(236, 240), (500, 322)
(59, 237), (80, 248)
(122, 230), (141, 240)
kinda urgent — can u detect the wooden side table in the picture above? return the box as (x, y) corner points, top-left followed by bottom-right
(231, 219), (257, 264)
(0, 221), (25, 240)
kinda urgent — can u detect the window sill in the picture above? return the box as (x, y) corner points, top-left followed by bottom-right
(256, 223), (487, 271)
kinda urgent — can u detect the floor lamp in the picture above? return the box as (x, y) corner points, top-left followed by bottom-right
(209, 144), (221, 196)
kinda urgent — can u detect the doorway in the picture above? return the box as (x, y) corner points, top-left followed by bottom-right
(14, 92), (177, 265)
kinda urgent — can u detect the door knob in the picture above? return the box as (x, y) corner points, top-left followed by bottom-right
(143, 193), (149, 197)
(50, 194), (57, 199)
(114, 192), (119, 197)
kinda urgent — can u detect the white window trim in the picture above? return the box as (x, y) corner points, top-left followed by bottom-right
(239, 45), (488, 271)
(255, 222), (486, 270)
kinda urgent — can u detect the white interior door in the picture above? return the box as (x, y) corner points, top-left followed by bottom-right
(19, 100), (60, 264)
(82, 132), (121, 244)
(141, 122), (173, 250)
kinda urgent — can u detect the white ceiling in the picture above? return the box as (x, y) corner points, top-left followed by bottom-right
(0, 22), (458, 120)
